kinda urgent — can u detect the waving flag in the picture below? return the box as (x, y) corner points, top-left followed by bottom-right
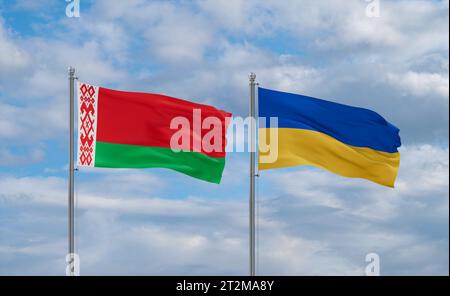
(258, 88), (401, 187)
(76, 82), (231, 183)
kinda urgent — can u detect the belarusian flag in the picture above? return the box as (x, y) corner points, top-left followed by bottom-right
(77, 82), (231, 183)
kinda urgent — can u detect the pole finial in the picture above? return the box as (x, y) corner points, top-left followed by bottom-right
(68, 66), (75, 77)
(249, 72), (256, 82)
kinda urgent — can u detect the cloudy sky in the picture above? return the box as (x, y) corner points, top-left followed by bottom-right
(0, 0), (448, 275)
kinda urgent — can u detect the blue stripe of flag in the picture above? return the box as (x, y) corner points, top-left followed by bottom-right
(258, 87), (401, 153)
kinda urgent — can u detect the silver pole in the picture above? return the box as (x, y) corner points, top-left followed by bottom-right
(68, 66), (76, 276)
(249, 73), (256, 276)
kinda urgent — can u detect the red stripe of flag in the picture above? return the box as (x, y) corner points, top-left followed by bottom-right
(96, 87), (231, 158)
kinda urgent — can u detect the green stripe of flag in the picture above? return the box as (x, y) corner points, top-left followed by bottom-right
(94, 141), (226, 183)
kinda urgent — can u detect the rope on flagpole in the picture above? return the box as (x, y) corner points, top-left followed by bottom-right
(255, 83), (260, 275)
(74, 73), (80, 276)
(256, 170), (260, 275)
(74, 168), (79, 267)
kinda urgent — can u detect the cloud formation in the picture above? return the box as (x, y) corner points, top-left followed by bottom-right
(0, 0), (448, 275)
(0, 145), (447, 275)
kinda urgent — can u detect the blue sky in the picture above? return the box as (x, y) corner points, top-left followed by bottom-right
(0, 0), (448, 275)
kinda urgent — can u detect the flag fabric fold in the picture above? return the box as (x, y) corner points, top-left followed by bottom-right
(258, 87), (401, 187)
(77, 82), (231, 183)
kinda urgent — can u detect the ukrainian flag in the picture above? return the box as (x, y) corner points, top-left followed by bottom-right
(258, 88), (401, 187)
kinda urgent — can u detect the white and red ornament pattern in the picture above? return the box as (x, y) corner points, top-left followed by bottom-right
(77, 82), (99, 167)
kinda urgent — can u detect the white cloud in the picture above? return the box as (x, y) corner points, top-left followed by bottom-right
(0, 145), (448, 275)
(20, 39), (127, 99)
(0, 18), (29, 79)
(265, 0), (449, 54)
(263, 145), (449, 221)
(255, 145), (448, 275)
(387, 71), (449, 99)
(0, 147), (44, 166)
(86, 0), (216, 64)
(197, 0), (273, 34)
(0, 102), (65, 143)
(10, 0), (58, 12)
(0, 24), (129, 145)
(144, 12), (214, 63)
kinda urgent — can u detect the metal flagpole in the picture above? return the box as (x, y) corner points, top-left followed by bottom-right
(68, 66), (76, 276)
(249, 73), (256, 276)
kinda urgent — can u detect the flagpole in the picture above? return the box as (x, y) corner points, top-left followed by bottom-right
(249, 73), (256, 276)
(68, 66), (76, 276)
